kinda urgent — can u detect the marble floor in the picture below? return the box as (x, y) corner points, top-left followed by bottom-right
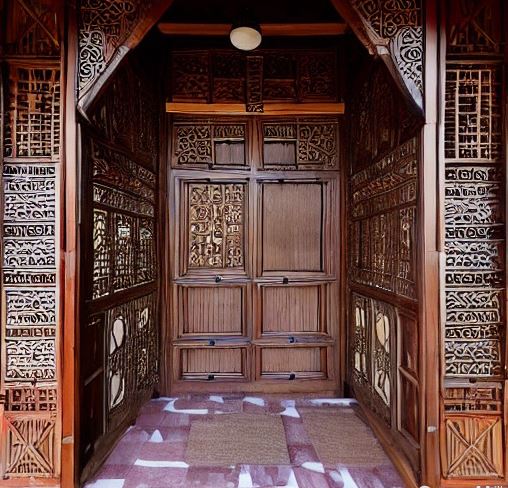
(84, 395), (405, 488)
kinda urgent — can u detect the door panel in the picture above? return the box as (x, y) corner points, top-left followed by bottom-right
(257, 345), (330, 379)
(169, 115), (340, 393)
(179, 179), (248, 277)
(260, 182), (323, 274)
(175, 345), (249, 381)
(177, 284), (248, 337)
(256, 282), (327, 336)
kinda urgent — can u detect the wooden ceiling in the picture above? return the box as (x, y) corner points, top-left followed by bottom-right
(159, 0), (343, 24)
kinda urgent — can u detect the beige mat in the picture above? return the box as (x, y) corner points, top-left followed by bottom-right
(185, 413), (290, 466)
(300, 408), (389, 467)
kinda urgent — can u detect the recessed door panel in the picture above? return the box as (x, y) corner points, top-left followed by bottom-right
(180, 180), (248, 277)
(258, 283), (327, 336)
(177, 284), (247, 337)
(257, 345), (329, 379)
(260, 182), (324, 274)
(177, 346), (248, 381)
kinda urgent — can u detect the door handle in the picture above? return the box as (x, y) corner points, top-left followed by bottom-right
(215, 275), (223, 283)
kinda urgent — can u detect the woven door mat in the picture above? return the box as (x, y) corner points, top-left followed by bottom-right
(185, 413), (290, 466)
(300, 408), (389, 467)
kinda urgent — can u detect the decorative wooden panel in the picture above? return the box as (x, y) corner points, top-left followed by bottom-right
(0, 1), (63, 478)
(89, 138), (156, 299)
(78, 0), (165, 96)
(258, 283), (326, 336)
(171, 118), (249, 169)
(105, 293), (158, 431)
(260, 182), (324, 274)
(80, 42), (160, 475)
(3, 0), (60, 57)
(261, 118), (339, 170)
(441, 1), (506, 481)
(4, 65), (60, 159)
(348, 0), (423, 108)
(350, 294), (395, 426)
(258, 346), (328, 379)
(177, 285), (246, 337)
(169, 49), (339, 109)
(177, 347), (247, 380)
(444, 416), (504, 478)
(181, 181), (246, 275)
(350, 137), (418, 299)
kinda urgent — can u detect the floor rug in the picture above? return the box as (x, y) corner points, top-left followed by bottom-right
(185, 413), (290, 466)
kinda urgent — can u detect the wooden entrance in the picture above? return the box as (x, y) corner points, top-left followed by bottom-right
(167, 116), (341, 393)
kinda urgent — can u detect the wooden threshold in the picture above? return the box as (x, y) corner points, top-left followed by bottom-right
(166, 102), (345, 115)
(158, 22), (348, 37)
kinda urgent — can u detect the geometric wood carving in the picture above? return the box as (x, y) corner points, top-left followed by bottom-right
(185, 182), (246, 271)
(350, 137), (418, 299)
(442, 3), (506, 483)
(262, 119), (339, 170)
(4, 415), (56, 477)
(444, 416), (504, 478)
(1, 2), (62, 480)
(169, 49), (339, 107)
(172, 118), (248, 169)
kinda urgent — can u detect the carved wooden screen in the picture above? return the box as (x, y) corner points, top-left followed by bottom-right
(441, 0), (507, 482)
(348, 60), (422, 476)
(79, 47), (160, 478)
(169, 48), (340, 112)
(0, 0), (63, 481)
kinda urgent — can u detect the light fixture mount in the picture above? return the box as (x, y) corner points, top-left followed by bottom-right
(230, 19), (262, 51)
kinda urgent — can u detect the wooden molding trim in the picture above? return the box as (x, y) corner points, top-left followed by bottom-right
(166, 102), (345, 115)
(158, 22), (348, 37)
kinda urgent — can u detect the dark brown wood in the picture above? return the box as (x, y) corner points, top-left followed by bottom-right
(158, 22), (348, 36)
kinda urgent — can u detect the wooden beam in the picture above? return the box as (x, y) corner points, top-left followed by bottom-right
(158, 22), (348, 37)
(166, 102), (345, 115)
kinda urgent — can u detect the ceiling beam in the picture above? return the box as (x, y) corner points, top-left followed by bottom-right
(166, 102), (346, 115)
(158, 22), (348, 36)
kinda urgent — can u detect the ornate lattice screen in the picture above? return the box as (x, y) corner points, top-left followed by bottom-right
(441, 0), (506, 480)
(79, 45), (160, 478)
(0, 0), (63, 480)
(348, 59), (422, 476)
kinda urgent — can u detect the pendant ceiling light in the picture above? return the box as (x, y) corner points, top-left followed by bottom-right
(230, 18), (262, 51)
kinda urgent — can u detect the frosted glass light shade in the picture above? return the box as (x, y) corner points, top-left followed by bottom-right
(230, 26), (262, 51)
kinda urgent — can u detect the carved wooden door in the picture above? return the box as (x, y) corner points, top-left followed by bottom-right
(168, 116), (341, 393)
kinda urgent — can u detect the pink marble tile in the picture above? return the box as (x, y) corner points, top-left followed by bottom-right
(248, 465), (294, 487)
(288, 444), (320, 465)
(137, 441), (187, 461)
(185, 466), (239, 488)
(164, 426), (191, 443)
(135, 411), (166, 428)
(293, 466), (331, 488)
(160, 413), (191, 427)
(104, 441), (144, 466)
(282, 417), (311, 446)
(122, 466), (188, 488)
